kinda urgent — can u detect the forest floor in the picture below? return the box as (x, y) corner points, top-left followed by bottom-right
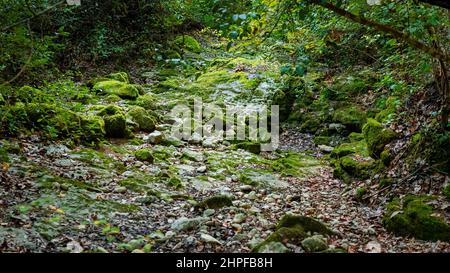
(1, 33), (450, 253)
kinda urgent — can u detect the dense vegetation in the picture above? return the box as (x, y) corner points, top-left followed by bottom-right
(0, 0), (449, 253)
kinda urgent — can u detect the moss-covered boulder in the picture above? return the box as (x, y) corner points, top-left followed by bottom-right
(98, 105), (124, 116)
(331, 141), (368, 158)
(80, 115), (105, 144)
(333, 106), (367, 132)
(196, 195), (233, 209)
(104, 114), (127, 138)
(252, 214), (334, 253)
(135, 94), (157, 110)
(93, 80), (140, 100)
(301, 235), (328, 252)
(127, 106), (157, 132)
(134, 149), (154, 163)
(108, 72), (130, 83)
(174, 35), (202, 53)
(336, 155), (383, 180)
(383, 195), (450, 242)
(362, 118), (397, 158)
(277, 214), (335, 235)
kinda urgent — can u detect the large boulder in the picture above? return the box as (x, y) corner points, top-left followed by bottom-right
(127, 106), (157, 132)
(93, 80), (140, 100)
(362, 118), (397, 158)
(333, 106), (367, 132)
(383, 195), (450, 242)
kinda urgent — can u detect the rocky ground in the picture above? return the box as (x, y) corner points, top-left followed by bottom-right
(1, 34), (449, 253)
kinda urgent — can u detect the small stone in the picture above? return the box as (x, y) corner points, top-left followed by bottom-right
(131, 249), (145, 253)
(200, 234), (222, 245)
(113, 186), (127, 193)
(145, 131), (164, 144)
(171, 217), (207, 231)
(239, 185), (253, 193)
(203, 209), (215, 217)
(318, 145), (334, 153)
(258, 242), (289, 253)
(301, 235), (328, 252)
(197, 166), (207, 173)
(66, 241), (83, 253)
(365, 241), (382, 253)
(233, 213), (246, 224)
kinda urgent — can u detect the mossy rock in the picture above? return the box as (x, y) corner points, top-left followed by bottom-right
(174, 35), (202, 53)
(355, 187), (368, 202)
(93, 80), (140, 100)
(276, 214), (335, 236)
(134, 149), (154, 163)
(104, 114), (127, 138)
(300, 118), (321, 134)
(338, 155), (383, 180)
(380, 148), (392, 166)
(362, 118), (397, 158)
(253, 214), (334, 253)
(107, 72), (130, 84)
(313, 136), (331, 146)
(235, 141), (261, 154)
(0, 147), (10, 163)
(127, 106), (157, 132)
(80, 115), (105, 144)
(348, 132), (364, 142)
(196, 195), (233, 209)
(333, 106), (367, 132)
(98, 105), (124, 116)
(330, 141), (368, 158)
(105, 94), (122, 103)
(383, 195), (450, 242)
(135, 94), (157, 110)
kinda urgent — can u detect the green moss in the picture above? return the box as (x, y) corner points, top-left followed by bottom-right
(383, 195), (450, 242)
(362, 118), (397, 158)
(271, 153), (320, 177)
(355, 187), (367, 202)
(134, 149), (154, 163)
(313, 136), (330, 146)
(349, 132), (364, 142)
(234, 141), (261, 154)
(300, 118), (321, 133)
(80, 115), (105, 144)
(277, 214), (335, 235)
(135, 94), (157, 110)
(164, 50), (182, 59)
(98, 105), (124, 116)
(331, 141), (368, 158)
(174, 35), (202, 53)
(196, 195), (233, 209)
(127, 106), (157, 132)
(443, 185), (450, 200)
(105, 94), (122, 103)
(333, 106), (367, 132)
(104, 114), (127, 138)
(93, 80), (140, 100)
(107, 72), (130, 83)
(253, 227), (306, 252)
(380, 148), (392, 166)
(0, 147), (10, 163)
(338, 155), (383, 180)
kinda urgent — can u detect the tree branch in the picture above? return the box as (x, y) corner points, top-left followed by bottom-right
(309, 0), (450, 63)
